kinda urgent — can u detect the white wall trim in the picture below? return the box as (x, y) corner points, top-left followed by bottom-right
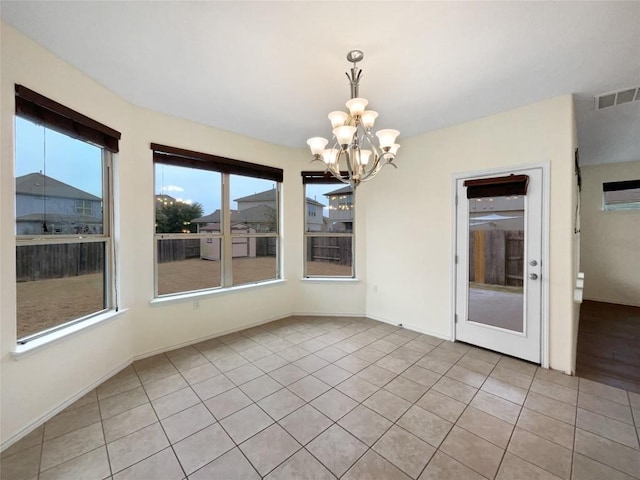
(149, 279), (287, 307)
(540, 162), (551, 369)
(11, 308), (129, 359)
(0, 358), (132, 453)
(133, 313), (292, 361)
(299, 278), (361, 284)
(365, 313), (451, 341)
(291, 311), (366, 318)
(451, 162), (551, 368)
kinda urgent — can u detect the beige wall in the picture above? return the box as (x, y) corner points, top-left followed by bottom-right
(1, 21), (578, 448)
(1, 22), (135, 449)
(362, 95), (579, 373)
(580, 161), (640, 306)
(0, 23), (364, 447)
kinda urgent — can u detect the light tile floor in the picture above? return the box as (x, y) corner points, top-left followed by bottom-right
(2, 316), (640, 479)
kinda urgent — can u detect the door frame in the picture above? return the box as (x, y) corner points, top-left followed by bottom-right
(450, 162), (551, 368)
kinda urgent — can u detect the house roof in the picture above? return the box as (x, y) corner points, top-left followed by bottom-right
(16, 173), (101, 201)
(192, 204), (275, 224)
(235, 188), (325, 208)
(234, 189), (276, 203)
(306, 197), (325, 207)
(324, 186), (353, 196)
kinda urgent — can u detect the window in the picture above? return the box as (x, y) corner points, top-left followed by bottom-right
(75, 199), (93, 215)
(152, 144), (282, 296)
(302, 171), (355, 277)
(603, 180), (640, 211)
(14, 85), (120, 343)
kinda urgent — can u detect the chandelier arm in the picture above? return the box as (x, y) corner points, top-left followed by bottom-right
(342, 149), (355, 181)
(360, 159), (398, 183)
(361, 150), (394, 181)
(326, 149), (345, 181)
(328, 158), (352, 185)
(363, 130), (386, 173)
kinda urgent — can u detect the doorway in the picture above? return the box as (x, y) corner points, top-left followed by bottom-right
(454, 166), (547, 364)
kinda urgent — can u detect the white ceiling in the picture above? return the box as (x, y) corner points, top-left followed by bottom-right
(2, 1), (639, 166)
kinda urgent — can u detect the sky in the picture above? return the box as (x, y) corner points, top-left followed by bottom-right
(16, 117), (275, 214)
(15, 117), (103, 197)
(16, 116), (344, 216)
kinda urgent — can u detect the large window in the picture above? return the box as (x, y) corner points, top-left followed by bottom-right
(153, 144), (282, 296)
(14, 86), (120, 343)
(302, 172), (354, 278)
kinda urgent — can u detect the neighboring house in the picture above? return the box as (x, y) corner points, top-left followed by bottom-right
(234, 188), (327, 232)
(155, 194), (177, 206)
(235, 189), (277, 211)
(15, 172), (103, 234)
(324, 186), (353, 232)
(306, 198), (325, 232)
(192, 205), (276, 233)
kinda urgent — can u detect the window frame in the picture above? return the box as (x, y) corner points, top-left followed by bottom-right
(15, 145), (115, 344)
(14, 86), (120, 344)
(301, 171), (355, 279)
(152, 144), (282, 297)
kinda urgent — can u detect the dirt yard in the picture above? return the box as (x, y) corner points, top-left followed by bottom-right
(16, 257), (352, 338)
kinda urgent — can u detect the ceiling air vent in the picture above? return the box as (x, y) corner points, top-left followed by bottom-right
(595, 86), (640, 110)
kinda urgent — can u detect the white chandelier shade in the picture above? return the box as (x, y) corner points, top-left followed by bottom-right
(306, 50), (400, 187)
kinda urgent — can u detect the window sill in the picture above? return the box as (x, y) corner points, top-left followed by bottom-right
(300, 277), (360, 283)
(11, 309), (128, 359)
(150, 278), (287, 306)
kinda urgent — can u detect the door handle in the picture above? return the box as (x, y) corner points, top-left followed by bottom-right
(529, 273), (538, 280)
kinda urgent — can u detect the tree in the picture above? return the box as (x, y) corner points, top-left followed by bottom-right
(155, 201), (203, 233)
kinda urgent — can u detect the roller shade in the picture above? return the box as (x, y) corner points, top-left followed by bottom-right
(15, 85), (121, 153)
(152, 143), (283, 182)
(464, 174), (529, 198)
(301, 170), (350, 184)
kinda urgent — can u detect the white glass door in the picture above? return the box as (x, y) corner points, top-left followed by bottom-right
(455, 167), (543, 363)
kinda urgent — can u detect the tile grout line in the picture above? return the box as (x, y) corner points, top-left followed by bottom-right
(426, 346), (505, 480)
(149, 354), (190, 480)
(94, 389), (114, 480)
(22, 317), (639, 480)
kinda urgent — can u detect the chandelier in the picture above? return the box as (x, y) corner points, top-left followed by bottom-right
(306, 50), (400, 188)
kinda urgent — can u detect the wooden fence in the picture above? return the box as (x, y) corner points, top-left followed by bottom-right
(18, 236), (278, 281)
(256, 237), (277, 257)
(307, 236), (352, 265)
(157, 238), (201, 263)
(469, 230), (524, 287)
(17, 242), (104, 282)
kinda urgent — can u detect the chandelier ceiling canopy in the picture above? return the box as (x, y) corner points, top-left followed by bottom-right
(307, 50), (400, 188)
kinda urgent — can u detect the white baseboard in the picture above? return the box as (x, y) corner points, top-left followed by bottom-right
(291, 311), (366, 318)
(365, 313), (452, 341)
(133, 313), (292, 361)
(1, 357), (132, 453)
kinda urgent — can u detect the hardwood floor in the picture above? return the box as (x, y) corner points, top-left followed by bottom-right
(576, 300), (640, 393)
